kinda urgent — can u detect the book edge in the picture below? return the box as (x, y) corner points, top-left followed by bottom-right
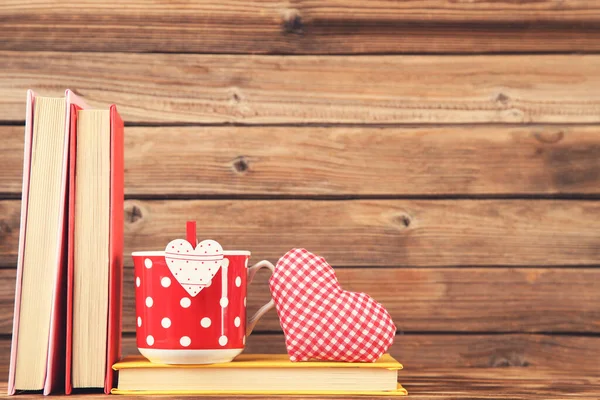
(113, 354), (403, 371)
(111, 383), (407, 396)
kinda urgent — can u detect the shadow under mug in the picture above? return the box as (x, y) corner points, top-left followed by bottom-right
(132, 250), (274, 364)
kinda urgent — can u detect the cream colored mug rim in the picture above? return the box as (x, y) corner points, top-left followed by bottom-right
(132, 250), (251, 256)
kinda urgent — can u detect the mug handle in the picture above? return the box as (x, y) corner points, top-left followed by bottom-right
(246, 260), (276, 336)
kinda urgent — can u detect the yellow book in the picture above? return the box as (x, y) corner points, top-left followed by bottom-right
(112, 354), (406, 396)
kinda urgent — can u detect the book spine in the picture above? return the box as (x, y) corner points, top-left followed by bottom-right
(104, 105), (124, 394)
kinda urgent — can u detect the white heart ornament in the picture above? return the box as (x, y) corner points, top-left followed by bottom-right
(164, 239), (228, 297)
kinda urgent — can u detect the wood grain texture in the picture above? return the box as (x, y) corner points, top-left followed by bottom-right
(112, 267), (600, 334)
(2, 1), (600, 54)
(404, 368), (600, 400)
(1, 199), (599, 267)
(3, 125), (600, 196)
(2, 53), (600, 124)
(124, 333), (600, 371)
(0, 372), (598, 400)
(1, 267), (599, 334)
(0, 333), (599, 381)
(0, 126), (22, 196)
(0, 354), (599, 398)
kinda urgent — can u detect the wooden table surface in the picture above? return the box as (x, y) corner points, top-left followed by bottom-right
(1, 368), (599, 399)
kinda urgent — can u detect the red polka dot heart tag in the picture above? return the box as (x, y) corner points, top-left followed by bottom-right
(132, 223), (276, 365)
(269, 249), (396, 362)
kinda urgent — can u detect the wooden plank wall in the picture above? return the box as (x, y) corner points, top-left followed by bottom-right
(1, 0), (599, 379)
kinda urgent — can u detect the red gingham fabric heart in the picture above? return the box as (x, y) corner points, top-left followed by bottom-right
(269, 249), (396, 362)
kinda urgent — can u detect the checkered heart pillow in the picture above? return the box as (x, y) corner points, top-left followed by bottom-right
(269, 249), (396, 362)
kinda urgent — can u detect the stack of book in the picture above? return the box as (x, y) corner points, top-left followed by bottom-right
(8, 90), (124, 395)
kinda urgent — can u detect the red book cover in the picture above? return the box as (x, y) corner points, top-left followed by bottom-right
(105, 105), (124, 394)
(64, 103), (81, 395)
(64, 105), (123, 395)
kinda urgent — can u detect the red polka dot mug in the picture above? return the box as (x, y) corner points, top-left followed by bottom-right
(132, 239), (275, 364)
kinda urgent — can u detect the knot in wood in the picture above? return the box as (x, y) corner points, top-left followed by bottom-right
(495, 92), (510, 105)
(282, 9), (304, 35)
(125, 204), (143, 224)
(400, 215), (411, 227)
(392, 213), (411, 228)
(489, 354), (529, 368)
(232, 156), (250, 174)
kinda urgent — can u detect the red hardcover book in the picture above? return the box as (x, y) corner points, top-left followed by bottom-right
(65, 105), (124, 394)
(9, 90), (87, 395)
(106, 105), (125, 394)
(64, 104), (81, 395)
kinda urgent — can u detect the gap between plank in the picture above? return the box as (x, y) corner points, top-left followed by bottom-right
(3, 50), (597, 57)
(3, 194), (600, 201)
(1, 264), (599, 271)
(3, 121), (600, 128)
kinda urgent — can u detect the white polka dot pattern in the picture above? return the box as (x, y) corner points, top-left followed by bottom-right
(134, 253), (250, 352)
(269, 248), (395, 362)
(180, 297), (191, 308)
